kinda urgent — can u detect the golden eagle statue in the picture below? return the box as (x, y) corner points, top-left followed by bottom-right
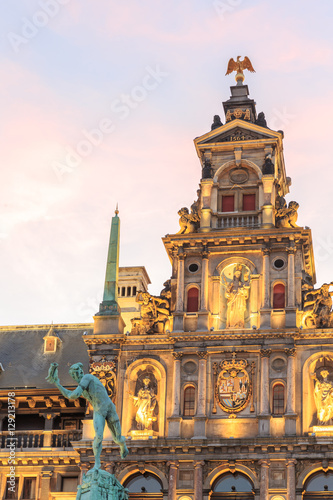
(226, 56), (255, 84)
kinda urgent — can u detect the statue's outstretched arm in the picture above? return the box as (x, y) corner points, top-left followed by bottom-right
(54, 381), (84, 401)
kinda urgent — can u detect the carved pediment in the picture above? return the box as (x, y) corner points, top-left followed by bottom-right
(201, 126), (272, 144)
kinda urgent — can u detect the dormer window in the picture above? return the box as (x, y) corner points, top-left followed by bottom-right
(43, 325), (61, 354)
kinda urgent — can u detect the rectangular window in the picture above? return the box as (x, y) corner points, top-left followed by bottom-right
(132, 286), (137, 296)
(121, 287), (126, 297)
(183, 386), (196, 416)
(5, 478), (19, 499)
(273, 384), (285, 415)
(222, 195), (234, 212)
(22, 478), (36, 499)
(243, 194), (255, 211)
(127, 286), (131, 296)
(61, 477), (79, 492)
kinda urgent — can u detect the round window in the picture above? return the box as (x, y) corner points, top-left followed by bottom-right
(273, 258), (285, 270)
(189, 263), (199, 273)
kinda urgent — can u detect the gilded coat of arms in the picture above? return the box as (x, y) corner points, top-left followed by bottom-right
(214, 355), (251, 413)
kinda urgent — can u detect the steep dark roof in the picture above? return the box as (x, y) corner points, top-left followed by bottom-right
(0, 324), (92, 390)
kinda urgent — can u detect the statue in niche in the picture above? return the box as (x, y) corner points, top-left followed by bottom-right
(130, 290), (170, 335)
(302, 282), (333, 328)
(223, 264), (250, 328)
(275, 200), (300, 228)
(313, 368), (333, 423)
(129, 376), (157, 431)
(177, 206), (200, 234)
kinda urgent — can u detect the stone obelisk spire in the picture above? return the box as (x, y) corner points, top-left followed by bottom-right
(94, 206), (125, 334)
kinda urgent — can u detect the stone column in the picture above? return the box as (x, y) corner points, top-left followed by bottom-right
(172, 248), (178, 279)
(260, 350), (271, 415)
(287, 247), (296, 307)
(194, 461), (205, 500)
(262, 247), (271, 308)
(176, 249), (186, 312)
(168, 461), (179, 500)
(171, 352), (183, 416)
(286, 459), (296, 500)
(40, 470), (53, 499)
(197, 352), (207, 416)
(200, 248), (209, 311)
(285, 348), (296, 414)
(259, 460), (270, 500)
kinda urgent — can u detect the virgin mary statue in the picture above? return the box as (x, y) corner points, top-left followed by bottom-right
(225, 264), (250, 328)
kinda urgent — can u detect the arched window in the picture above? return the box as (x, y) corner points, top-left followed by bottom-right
(124, 472), (163, 500)
(273, 283), (285, 309)
(183, 386), (196, 417)
(187, 287), (199, 312)
(272, 383), (285, 415)
(211, 472), (254, 498)
(304, 471), (333, 498)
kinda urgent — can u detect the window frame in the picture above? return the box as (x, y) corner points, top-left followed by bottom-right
(272, 282), (286, 309)
(185, 285), (200, 313)
(271, 381), (286, 416)
(182, 384), (197, 418)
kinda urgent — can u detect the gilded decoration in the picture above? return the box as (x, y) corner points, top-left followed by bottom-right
(225, 56), (255, 84)
(89, 357), (117, 402)
(213, 354), (252, 414)
(222, 263), (251, 328)
(302, 282), (333, 328)
(130, 288), (170, 335)
(128, 371), (158, 439)
(225, 108), (251, 122)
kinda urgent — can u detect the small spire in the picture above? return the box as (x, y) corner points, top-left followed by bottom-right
(96, 209), (121, 316)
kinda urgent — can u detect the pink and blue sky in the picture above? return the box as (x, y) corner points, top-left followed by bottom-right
(1, 0), (333, 325)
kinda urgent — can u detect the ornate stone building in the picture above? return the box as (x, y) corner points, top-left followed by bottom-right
(1, 73), (333, 500)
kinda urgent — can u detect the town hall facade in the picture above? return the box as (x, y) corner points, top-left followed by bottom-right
(1, 68), (333, 500)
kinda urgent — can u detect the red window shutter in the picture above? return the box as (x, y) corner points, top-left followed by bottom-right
(222, 195), (234, 212)
(187, 287), (199, 312)
(243, 194), (255, 211)
(273, 284), (285, 309)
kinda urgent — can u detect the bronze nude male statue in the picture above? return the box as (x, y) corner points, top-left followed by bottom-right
(46, 362), (129, 470)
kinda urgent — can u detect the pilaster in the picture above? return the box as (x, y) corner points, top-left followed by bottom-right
(193, 352), (207, 439)
(167, 461), (179, 500)
(168, 352), (183, 437)
(259, 349), (271, 436)
(285, 347), (297, 435)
